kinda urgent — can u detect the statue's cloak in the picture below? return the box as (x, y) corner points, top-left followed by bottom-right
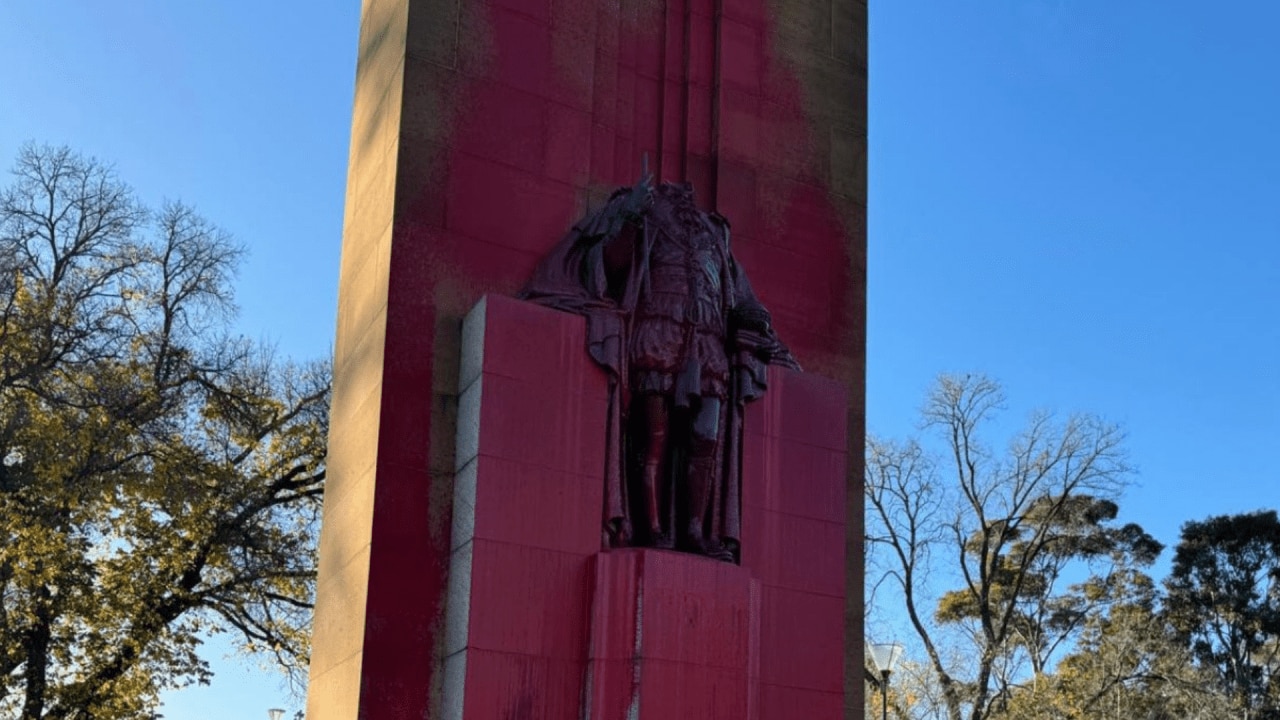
(520, 186), (797, 556)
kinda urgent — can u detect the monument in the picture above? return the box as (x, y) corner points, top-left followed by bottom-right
(306, 0), (866, 717)
(521, 169), (801, 561)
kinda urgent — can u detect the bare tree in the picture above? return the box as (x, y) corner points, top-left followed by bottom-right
(866, 374), (1156, 720)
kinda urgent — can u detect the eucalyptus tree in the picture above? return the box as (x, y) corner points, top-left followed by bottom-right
(1166, 510), (1280, 718)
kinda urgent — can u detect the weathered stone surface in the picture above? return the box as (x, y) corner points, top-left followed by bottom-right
(307, 0), (866, 717)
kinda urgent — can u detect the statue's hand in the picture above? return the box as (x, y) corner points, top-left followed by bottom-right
(621, 176), (653, 221)
(619, 155), (655, 221)
(637, 153), (654, 192)
(730, 304), (772, 335)
(769, 347), (802, 372)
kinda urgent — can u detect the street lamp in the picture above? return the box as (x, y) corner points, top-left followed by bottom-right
(867, 641), (904, 720)
(267, 709), (285, 720)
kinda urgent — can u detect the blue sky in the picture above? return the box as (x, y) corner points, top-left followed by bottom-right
(2, 0), (1279, 716)
(869, 0), (1280, 550)
(0, 2), (356, 716)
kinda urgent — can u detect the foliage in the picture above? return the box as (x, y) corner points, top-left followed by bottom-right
(0, 144), (329, 719)
(999, 569), (1232, 720)
(1165, 510), (1280, 717)
(865, 373), (1157, 720)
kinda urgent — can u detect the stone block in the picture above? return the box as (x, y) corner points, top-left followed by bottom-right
(770, 0), (832, 59)
(830, 126), (866, 200)
(324, 362), (383, 487)
(721, 16), (763, 95)
(470, 456), (604, 553)
(760, 683), (843, 720)
(355, 0), (410, 96)
(633, 660), (754, 720)
(586, 549), (762, 720)
(445, 152), (579, 255)
(545, 102), (593, 185)
(348, 67), (405, 187)
(741, 509), (845, 597)
(406, 0), (462, 69)
(334, 223), (392, 363)
(831, 0), (867, 69)
(315, 458), (377, 581)
(774, 369), (849, 450)
(309, 547), (372, 676)
(721, 0), (768, 29)
(489, 7), (554, 92)
(455, 82), (549, 174)
(305, 651), (364, 720)
(494, 0), (551, 25)
(465, 539), (594, 659)
(742, 435), (848, 524)
(474, 371), (607, 474)
(719, 85), (763, 162)
(452, 650), (586, 720)
(758, 585), (844, 693)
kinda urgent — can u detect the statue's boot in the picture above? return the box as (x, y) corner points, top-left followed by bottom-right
(681, 456), (716, 555)
(642, 461), (673, 549)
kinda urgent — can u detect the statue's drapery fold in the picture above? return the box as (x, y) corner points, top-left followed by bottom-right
(520, 183), (797, 558)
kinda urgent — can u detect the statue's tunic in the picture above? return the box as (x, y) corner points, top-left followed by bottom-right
(630, 206), (731, 402)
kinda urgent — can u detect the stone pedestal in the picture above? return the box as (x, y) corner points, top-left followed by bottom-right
(440, 295), (846, 719)
(443, 296), (606, 720)
(586, 549), (761, 720)
(740, 369), (849, 717)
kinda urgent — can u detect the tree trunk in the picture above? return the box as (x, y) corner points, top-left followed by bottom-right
(21, 588), (52, 720)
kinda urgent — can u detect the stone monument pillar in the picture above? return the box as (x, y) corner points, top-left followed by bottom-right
(306, 1), (866, 717)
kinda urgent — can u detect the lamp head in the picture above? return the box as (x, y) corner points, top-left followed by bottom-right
(867, 641), (904, 677)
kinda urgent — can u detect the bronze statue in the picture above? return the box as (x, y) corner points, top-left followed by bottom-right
(521, 169), (798, 562)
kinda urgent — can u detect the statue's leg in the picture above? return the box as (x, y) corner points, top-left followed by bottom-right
(640, 393), (673, 548)
(684, 396), (721, 554)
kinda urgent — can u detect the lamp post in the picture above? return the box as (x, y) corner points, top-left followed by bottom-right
(867, 641), (904, 720)
(267, 709), (285, 720)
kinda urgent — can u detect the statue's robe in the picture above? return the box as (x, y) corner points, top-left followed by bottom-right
(520, 184), (797, 558)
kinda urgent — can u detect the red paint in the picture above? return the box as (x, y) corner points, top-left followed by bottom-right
(719, 18), (763, 94)
(545, 103), (593, 185)
(742, 510), (845, 597)
(456, 84), (549, 175)
(714, 159), (760, 238)
(742, 438), (848, 523)
(446, 297), (606, 718)
(447, 302), (847, 718)
(342, 0), (863, 714)
(760, 684), (844, 720)
(587, 549), (760, 720)
(758, 586), (845, 693)
(719, 87), (762, 163)
(465, 540), (594, 659)
(455, 651), (585, 718)
(471, 455), (604, 554)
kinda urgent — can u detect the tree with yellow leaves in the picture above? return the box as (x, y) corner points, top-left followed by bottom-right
(0, 145), (328, 719)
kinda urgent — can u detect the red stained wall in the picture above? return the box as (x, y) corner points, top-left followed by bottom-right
(316, 0), (866, 717)
(445, 297), (847, 720)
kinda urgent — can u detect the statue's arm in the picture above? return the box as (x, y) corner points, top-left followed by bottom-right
(726, 255), (802, 371)
(602, 220), (637, 277)
(598, 179), (652, 292)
